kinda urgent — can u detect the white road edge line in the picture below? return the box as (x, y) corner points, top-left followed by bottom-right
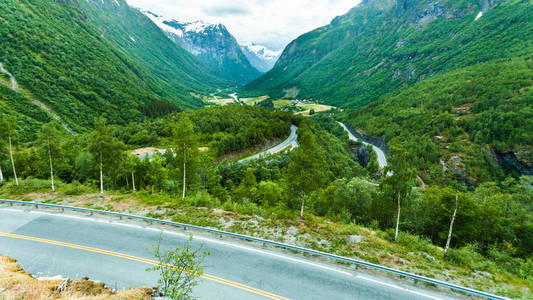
(356, 275), (444, 300)
(4, 207), (453, 299)
(12, 209), (354, 277)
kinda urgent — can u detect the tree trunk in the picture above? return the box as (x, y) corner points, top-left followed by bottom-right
(182, 143), (186, 200)
(0, 166), (3, 183)
(8, 134), (18, 186)
(395, 193), (401, 241)
(300, 191), (305, 218)
(132, 171), (136, 193)
(99, 152), (104, 194)
(444, 191), (459, 259)
(48, 139), (55, 192)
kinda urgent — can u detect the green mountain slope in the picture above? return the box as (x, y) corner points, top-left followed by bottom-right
(77, 0), (234, 103)
(0, 0), (179, 132)
(342, 55), (533, 185)
(245, 0), (533, 108)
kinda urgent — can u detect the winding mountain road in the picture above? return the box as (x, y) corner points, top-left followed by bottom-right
(338, 122), (388, 169)
(134, 125), (298, 163)
(239, 125), (298, 162)
(0, 207), (462, 300)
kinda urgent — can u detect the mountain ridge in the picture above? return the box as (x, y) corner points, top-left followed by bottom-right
(143, 11), (261, 85)
(244, 0), (532, 108)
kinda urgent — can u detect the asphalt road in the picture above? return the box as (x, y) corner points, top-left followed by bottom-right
(0, 208), (464, 300)
(338, 122), (388, 169)
(240, 125), (299, 162)
(135, 125), (298, 163)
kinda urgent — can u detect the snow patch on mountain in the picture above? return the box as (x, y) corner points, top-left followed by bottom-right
(241, 42), (282, 61)
(240, 43), (281, 72)
(143, 11), (184, 38)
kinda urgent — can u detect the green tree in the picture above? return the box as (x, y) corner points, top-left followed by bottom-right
(88, 117), (124, 194)
(286, 127), (326, 217)
(124, 154), (140, 193)
(149, 234), (209, 300)
(38, 122), (62, 192)
(380, 145), (417, 241)
(0, 114), (18, 186)
(172, 117), (199, 199)
(234, 168), (258, 201)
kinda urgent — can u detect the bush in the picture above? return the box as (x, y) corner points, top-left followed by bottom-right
(446, 244), (485, 269)
(184, 192), (221, 208)
(1, 177), (60, 194)
(62, 181), (94, 195)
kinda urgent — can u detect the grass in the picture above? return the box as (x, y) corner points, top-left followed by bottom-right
(1, 179), (531, 299)
(241, 96), (269, 106)
(272, 99), (337, 115)
(0, 255), (153, 299)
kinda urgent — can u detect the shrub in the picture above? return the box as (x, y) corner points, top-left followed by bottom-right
(62, 181), (94, 195)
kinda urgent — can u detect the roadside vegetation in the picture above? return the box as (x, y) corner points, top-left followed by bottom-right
(0, 104), (531, 298)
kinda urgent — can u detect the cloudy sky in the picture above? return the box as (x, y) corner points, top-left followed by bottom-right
(126, 0), (362, 50)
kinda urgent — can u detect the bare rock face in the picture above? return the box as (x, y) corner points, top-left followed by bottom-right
(143, 11), (261, 85)
(494, 150), (533, 176)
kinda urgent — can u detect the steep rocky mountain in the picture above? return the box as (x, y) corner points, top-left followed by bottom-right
(143, 12), (261, 85)
(77, 0), (233, 105)
(240, 43), (282, 73)
(245, 0), (533, 108)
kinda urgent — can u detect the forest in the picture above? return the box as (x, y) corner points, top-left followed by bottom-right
(0, 104), (531, 293)
(342, 56), (533, 185)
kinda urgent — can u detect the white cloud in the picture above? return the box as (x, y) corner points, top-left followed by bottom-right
(125, 0), (362, 50)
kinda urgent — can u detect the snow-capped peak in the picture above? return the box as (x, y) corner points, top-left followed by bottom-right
(241, 42), (282, 61)
(143, 11), (184, 37)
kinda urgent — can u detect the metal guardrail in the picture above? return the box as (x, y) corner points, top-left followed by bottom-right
(0, 199), (507, 300)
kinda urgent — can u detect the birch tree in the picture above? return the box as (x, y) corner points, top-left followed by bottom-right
(39, 122), (61, 192)
(0, 114), (18, 186)
(444, 191), (459, 258)
(125, 154), (139, 193)
(88, 117), (124, 194)
(380, 145), (416, 241)
(172, 117), (198, 200)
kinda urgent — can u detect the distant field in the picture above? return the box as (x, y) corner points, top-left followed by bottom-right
(273, 99), (292, 108)
(296, 104), (336, 115)
(204, 96), (235, 106)
(242, 96), (269, 106)
(272, 99), (336, 115)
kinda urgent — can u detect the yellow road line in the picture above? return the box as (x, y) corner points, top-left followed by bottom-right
(0, 232), (291, 300)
